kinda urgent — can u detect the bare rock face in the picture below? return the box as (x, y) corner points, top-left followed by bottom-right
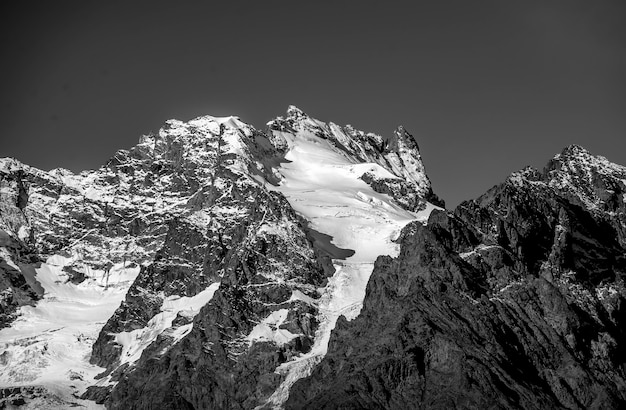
(287, 148), (626, 409)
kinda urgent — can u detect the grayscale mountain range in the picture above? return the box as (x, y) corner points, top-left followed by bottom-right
(1, 107), (625, 409)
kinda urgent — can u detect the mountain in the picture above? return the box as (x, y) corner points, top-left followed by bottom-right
(0, 107), (625, 409)
(0, 106), (438, 408)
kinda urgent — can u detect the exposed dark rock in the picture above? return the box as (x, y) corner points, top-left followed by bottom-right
(0, 386), (49, 408)
(62, 264), (87, 284)
(0, 232), (41, 329)
(81, 385), (112, 404)
(542, 145), (626, 250)
(360, 172), (430, 212)
(15, 170), (29, 211)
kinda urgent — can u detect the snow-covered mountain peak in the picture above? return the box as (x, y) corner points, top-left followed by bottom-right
(158, 114), (250, 139)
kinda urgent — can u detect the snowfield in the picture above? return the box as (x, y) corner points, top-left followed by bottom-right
(0, 255), (140, 409)
(263, 126), (438, 408)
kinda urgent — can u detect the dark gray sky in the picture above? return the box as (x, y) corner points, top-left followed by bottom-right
(2, 1), (625, 208)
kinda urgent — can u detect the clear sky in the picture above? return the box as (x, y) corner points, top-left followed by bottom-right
(2, 1), (625, 208)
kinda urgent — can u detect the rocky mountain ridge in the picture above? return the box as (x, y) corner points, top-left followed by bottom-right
(0, 107), (625, 409)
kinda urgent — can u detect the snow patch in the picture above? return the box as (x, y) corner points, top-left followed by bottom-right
(246, 309), (299, 346)
(288, 290), (317, 306)
(115, 282), (220, 365)
(17, 225), (30, 241)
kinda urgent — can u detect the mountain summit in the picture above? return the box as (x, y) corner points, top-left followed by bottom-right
(1, 107), (626, 409)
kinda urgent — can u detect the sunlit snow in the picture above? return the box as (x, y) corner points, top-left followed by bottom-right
(246, 309), (299, 346)
(0, 255), (140, 408)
